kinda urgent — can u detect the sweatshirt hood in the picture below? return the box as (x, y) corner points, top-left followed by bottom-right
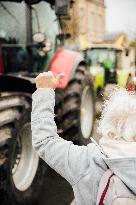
(103, 157), (136, 194)
(99, 138), (136, 194)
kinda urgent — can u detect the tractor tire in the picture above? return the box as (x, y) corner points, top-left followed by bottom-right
(56, 65), (95, 145)
(0, 93), (46, 205)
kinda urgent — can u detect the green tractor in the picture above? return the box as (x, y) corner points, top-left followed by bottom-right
(84, 43), (136, 96)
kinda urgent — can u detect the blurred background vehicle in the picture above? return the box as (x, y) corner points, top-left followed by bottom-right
(84, 33), (136, 96)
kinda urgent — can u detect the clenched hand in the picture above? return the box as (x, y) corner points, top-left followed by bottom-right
(35, 71), (65, 89)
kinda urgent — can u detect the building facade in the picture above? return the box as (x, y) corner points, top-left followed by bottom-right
(76, 0), (105, 43)
(60, 0), (106, 49)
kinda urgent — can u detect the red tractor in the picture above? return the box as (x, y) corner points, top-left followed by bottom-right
(0, 0), (94, 204)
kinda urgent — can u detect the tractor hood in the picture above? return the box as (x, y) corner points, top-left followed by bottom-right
(0, 0), (55, 5)
(0, 0), (69, 15)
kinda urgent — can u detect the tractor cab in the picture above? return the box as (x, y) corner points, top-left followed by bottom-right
(0, 27), (52, 75)
(0, 0), (64, 76)
(85, 44), (122, 94)
(84, 34), (136, 94)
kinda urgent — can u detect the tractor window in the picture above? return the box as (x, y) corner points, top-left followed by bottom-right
(0, 1), (27, 44)
(87, 48), (116, 68)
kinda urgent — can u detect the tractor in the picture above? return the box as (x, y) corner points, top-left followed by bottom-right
(84, 42), (136, 96)
(0, 0), (94, 204)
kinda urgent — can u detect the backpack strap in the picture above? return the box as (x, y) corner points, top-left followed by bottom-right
(97, 170), (115, 205)
(98, 173), (114, 205)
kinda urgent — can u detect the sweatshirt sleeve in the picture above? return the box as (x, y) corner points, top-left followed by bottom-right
(31, 88), (95, 185)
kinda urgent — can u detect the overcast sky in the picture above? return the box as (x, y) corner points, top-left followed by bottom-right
(105, 0), (136, 37)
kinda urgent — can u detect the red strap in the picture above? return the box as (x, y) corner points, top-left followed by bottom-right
(0, 54), (3, 73)
(98, 173), (114, 205)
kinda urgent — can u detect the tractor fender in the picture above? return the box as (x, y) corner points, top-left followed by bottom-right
(50, 49), (85, 88)
(0, 74), (36, 93)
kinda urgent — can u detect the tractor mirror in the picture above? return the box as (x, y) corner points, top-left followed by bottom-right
(33, 32), (45, 43)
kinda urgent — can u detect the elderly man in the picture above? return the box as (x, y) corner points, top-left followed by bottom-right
(31, 71), (136, 205)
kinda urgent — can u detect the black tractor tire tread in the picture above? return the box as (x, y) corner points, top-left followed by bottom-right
(0, 109), (21, 127)
(62, 98), (79, 117)
(0, 95), (30, 111)
(0, 126), (12, 146)
(0, 92), (31, 204)
(56, 66), (94, 145)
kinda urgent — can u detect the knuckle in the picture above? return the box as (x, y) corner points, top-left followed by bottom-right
(36, 73), (42, 79)
(48, 71), (53, 76)
(35, 77), (39, 82)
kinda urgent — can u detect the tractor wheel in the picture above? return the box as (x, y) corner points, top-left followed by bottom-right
(56, 65), (95, 145)
(0, 93), (46, 205)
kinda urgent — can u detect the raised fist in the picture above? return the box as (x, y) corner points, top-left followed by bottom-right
(35, 71), (65, 89)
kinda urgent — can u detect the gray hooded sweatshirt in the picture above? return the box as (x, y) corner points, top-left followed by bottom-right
(31, 88), (136, 205)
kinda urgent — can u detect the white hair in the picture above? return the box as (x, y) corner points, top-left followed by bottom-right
(98, 88), (136, 142)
